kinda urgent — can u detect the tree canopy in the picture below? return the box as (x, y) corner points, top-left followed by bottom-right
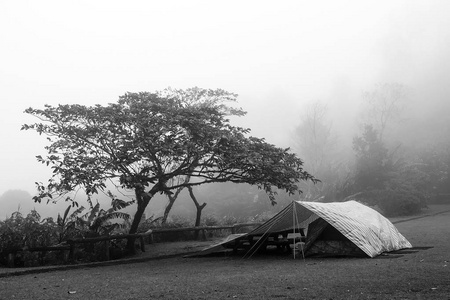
(22, 87), (316, 239)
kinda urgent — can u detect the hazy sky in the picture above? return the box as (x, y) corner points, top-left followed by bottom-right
(1, 0), (450, 197)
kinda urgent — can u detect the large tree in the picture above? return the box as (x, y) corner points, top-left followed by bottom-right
(22, 88), (316, 249)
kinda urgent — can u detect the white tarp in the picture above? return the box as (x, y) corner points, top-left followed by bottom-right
(193, 200), (412, 258)
(298, 200), (412, 257)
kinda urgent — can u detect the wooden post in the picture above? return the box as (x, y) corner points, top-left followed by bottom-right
(201, 229), (207, 241)
(63, 249), (69, 263)
(148, 233), (154, 244)
(104, 240), (110, 261)
(39, 250), (46, 265)
(69, 241), (75, 262)
(140, 236), (145, 252)
(7, 253), (15, 268)
(128, 237), (136, 255)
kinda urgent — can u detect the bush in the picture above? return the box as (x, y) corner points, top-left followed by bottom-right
(357, 165), (430, 217)
(144, 215), (194, 242)
(221, 215), (239, 225)
(365, 188), (426, 217)
(164, 215), (192, 228)
(202, 215), (219, 226)
(137, 214), (162, 233)
(0, 201), (132, 267)
(0, 210), (59, 266)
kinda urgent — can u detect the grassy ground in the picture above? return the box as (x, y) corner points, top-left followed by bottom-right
(1, 207), (449, 300)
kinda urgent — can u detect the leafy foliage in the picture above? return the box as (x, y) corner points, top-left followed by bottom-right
(57, 198), (132, 239)
(418, 144), (450, 195)
(202, 215), (219, 226)
(0, 196), (131, 266)
(359, 165), (430, 216)
(0, 210), (57, 266)
(56, 204), (84, 242)
(350, 124), (430, 216)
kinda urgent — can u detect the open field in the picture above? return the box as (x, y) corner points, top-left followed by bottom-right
(1, 208), (449, 300)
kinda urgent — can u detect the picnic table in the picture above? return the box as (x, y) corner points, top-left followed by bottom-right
(225, 228), (306, 253)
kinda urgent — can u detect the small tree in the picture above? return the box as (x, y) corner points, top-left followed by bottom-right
(22, 87), (316, 251)
(351, 124), (429, 216)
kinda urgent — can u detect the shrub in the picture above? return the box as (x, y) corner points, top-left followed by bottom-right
(202, 215), (219, 226)
(0, 210), (59, 267)
(146, 215), (194, 242)
(136, 214), (162, 233)
(0, 199), (132, 267)
(357, 165), (430, 217)
(164, 215), (192, 228)
(365, 188), (426, 217)
(221, 215), (239, 225)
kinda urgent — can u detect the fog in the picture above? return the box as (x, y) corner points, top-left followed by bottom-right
(1, 1), (450, 219)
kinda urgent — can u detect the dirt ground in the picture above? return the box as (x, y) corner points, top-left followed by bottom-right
(1, 206), (449, 300)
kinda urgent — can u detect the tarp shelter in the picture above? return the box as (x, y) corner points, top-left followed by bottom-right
(194, 200), (412, 258)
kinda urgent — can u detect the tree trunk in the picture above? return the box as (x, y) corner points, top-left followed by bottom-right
(188, 186), (207, 239)
(194, 203), (207, 227)
(161, 195), (177, 225)
(161, 176), (190, 225)
(126, 188), (154, 253)
(126, 202), (146, 254)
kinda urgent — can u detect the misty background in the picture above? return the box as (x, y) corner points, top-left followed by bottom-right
(1, 1), (449, 221)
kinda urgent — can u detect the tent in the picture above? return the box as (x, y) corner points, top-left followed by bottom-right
(193, 200), (412, 258)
